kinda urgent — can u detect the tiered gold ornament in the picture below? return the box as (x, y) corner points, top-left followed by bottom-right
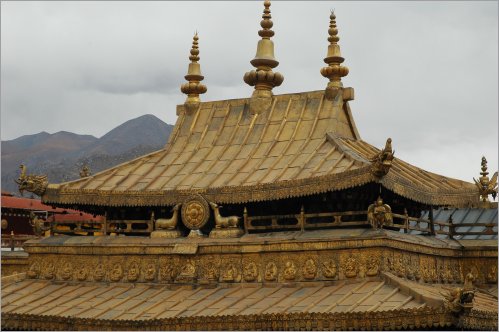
(181, 33), (207, 113)
(244, 0), (284, 114)
(473, 156), (498, 207)
(320, 11), (350, 101)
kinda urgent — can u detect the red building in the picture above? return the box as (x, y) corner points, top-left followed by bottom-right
(1, 191), (103, 246)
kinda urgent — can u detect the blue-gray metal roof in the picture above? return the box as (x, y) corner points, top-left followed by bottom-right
(407, 208), (498, 240)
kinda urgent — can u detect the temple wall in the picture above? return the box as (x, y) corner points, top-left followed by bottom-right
(22, 235), (497, 286)
(1, 252), (29, 276)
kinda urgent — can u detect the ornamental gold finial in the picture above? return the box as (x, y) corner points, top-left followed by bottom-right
(244, 0), (284, 114)
(473, 156), (498, 204)
(181, 32), (207, 112)
(321, 10), (350, 100)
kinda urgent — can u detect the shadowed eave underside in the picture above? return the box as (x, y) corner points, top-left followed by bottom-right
(42, 90), (477, 207)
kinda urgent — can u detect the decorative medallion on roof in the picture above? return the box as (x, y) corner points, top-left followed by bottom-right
(473, 156), (498, 206)
(180, 32), (207, 113)
(14, 164), (48, 196)
(243, 0), (284, 114)
(370, 138), (394, 177)
(320, 11), (351, 101)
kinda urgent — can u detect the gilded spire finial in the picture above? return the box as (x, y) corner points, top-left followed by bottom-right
(244, 0), (284, 114)
(473, 156), (498, 205)
(181, 32), (207, 112)
(321, 10), (349, 100)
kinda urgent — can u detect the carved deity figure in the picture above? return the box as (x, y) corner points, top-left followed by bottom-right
(243, 262), (258, 282)
(61, 262), (73, 280)
(76, 266), (88, 281)
(487, 265), (497, 283)
(206, 265), (219, 282)
(42, 261), (55, 280)
(27, 262), (40, 279)
(145, 263), (156, 281)
(160, 264), (176, 282)
(93, 263), (106, 281)
(283, 261), (297, 281)
(222, 264), (238, 282)
(366, 256), (379, 277)
(367, 196), (393, 229)
(178, 260), (196, 281)
(127, 262), (140, 282)
(154, 204), (181, 230)
(15, 164), (48, 196)
(303, 259), (317, 280)
(344, 256), (357, 278)
(110, 264), (123, 282)
(322, 260), (337, 279)
(264, 262), (277, 281)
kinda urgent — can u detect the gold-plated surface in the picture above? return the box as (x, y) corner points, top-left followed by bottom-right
(29, 212), (49, 236)
(154, 203), (181, 230)
(14, 164), (48, 196)
(244, 0), (284, 114)
(320, 11), (349, 100)
(367, 196), (393, 229)
(473, 156), (498, 205)
(181, 33), (207, 112)
(370, 138), (394, 177)
(442, 272), (476, 313)
(181, 194), (210, 230)
(42, 90), (477, 207)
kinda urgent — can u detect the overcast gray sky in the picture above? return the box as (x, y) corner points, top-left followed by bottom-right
(1, 1), (497, 183)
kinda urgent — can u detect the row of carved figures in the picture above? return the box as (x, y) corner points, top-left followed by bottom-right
(25, 252), (497, 285)
(26, 254), (378, 284)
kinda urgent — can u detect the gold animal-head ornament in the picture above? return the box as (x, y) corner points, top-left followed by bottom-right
(370, 138), (395, 177)
(14, 164), (48, 196)
(244, 0), (284, 114)
(181, 32), (207, 112)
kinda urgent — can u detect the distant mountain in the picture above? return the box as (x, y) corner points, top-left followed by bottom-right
(80, 114), (173, 156)
(1, 114), (174, 196)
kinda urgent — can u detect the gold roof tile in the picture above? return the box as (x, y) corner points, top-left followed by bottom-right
(42, 90), (477, 207)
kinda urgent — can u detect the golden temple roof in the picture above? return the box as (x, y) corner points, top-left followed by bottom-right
(2, 271), (497, 331)
(42, 89), (477, 207)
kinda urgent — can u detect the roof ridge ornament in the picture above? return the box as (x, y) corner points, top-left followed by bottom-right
(14, 164), (48, 197)
(370, 138), (394, 177)
(320, 10), (350, 101)
(181, 32), (207, 113)
(473, 156), (498, 206)
(243, 0), (284, 114)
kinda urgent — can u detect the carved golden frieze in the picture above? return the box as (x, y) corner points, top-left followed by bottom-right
(21, 246), (498, 288)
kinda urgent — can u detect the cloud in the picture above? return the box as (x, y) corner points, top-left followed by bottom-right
(1, 1), (497, 182)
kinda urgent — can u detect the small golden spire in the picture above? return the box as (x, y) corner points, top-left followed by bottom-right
(473, 156), (498, 204)
(244, 0), (284, 114)
(321, 10), (349, 100)
(181, 32), (207, 111)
